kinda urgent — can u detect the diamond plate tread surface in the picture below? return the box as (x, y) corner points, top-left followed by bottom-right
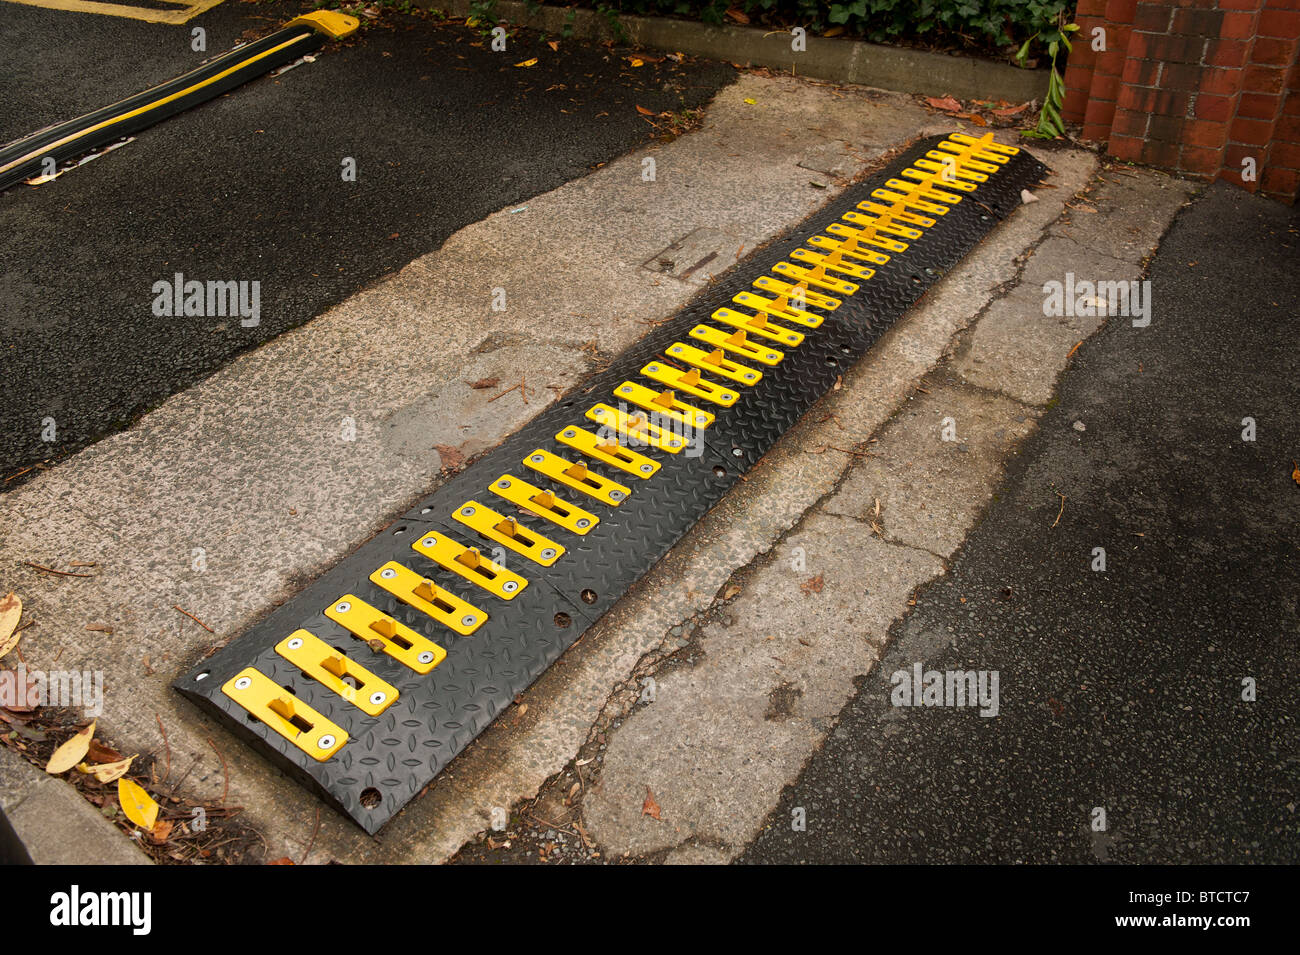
(176, 135), (1049, 834)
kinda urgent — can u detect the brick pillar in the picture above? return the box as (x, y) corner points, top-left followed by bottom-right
(1235, 0), (1300, 199)
(1054, 0), (1300, 202)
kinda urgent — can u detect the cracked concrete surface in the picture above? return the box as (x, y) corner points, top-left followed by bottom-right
(1, 63), (1196, 865)
(574, 166), (1195, 864)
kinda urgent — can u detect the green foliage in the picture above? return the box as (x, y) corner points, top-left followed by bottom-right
(1016, 14), (1079, 138)
(550, 1), (1070, 51)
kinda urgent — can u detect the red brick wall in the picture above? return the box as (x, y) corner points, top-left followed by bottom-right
(1062, 0), (1300, 202)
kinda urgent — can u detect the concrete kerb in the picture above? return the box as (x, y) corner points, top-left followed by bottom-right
(434, 0), (1049, 103)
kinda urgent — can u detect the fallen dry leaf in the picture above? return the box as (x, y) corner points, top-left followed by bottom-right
(148, 819), (174, 844)
(267, 857), (296, 865)
(635, 105), (655, 116)
(0, 592), (21, 660)
(118, 777), (159, 831)
(47, 722), (96, 775)
(725, 7), (749, 23)
(77, 755), (135, 783)
(993, 102), (1031, 117)
(1292, 461), (1299, 486)
(84, 624), (114, 634)
(800, 575), (825, 596)
(467, 377), (501, 390)
(925, 95), (962, 113)
(723, 584), (742, 600)
(514, 58), (538, 68)
(547, 40), (558, 51)
(434, 445), (466, 470)
(642, 787), (662, 820)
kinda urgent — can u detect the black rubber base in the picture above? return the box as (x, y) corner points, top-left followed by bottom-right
(176, 136), (1049, 834)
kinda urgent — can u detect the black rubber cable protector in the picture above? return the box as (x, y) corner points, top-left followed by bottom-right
(0, 25), (324, 193)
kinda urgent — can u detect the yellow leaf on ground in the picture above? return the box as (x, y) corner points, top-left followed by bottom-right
(77, 755), (136, 783)
(630, 58), (644, 67)
(514, 58), (538, 68)
(743, 98), (757, 105)
(46, 722), (96, 775)
(0, 592), (21, 659)
(1292, 461), (1299, 486)
(118, 777), (159, 831)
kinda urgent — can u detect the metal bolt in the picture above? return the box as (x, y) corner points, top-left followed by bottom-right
(370, 691), (387, 706)
(461, 506), (475, 516)
(639, 463), (653, 473)
(418, 651), (435, 664)
(234, 677), (252, 691)
(668, 439), (681, 448)
(767, 353), (779, 360)
(732, 448), (743, 457)
(744, 373), (756, 381)
(696, 415), (708, 425)
(620, 386), (633, 394)
(540, 548), (557, 561)
(530, 454), (544, 463)
(380, 568), (396, 580)
(335, 601), (352, 613)
(503, 580), (520, 593)
(461, 614), (477, 627)
(422, 538), (436, 547)
(563, 430), (575, 438)
(647, 364), (659, 372)
(317, 735), (336, 750)
(287, 637), (304, 650)
(498, 479), (511, 489)
(576, 518), (591, 529)
(670, 346), (681, 353)
(609, 490), (625, 501)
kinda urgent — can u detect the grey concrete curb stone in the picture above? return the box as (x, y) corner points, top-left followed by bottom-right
(0, 746), (152, 865)
(434, 0), (1048, 103)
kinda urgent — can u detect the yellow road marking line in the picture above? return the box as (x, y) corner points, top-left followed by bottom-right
(2, 0), (224, 25)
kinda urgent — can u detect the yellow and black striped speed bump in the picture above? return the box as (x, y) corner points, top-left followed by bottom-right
(176, 133), (1049, 833)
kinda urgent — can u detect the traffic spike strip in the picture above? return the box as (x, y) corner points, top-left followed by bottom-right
(176, 133), (1047, 833)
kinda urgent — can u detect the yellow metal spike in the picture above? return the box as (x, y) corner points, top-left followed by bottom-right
(321, 653), (347, 679)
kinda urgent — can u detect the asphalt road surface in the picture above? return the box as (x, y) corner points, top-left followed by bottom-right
(741, 182), (1300, 864)
(0, 1), (732, 479)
